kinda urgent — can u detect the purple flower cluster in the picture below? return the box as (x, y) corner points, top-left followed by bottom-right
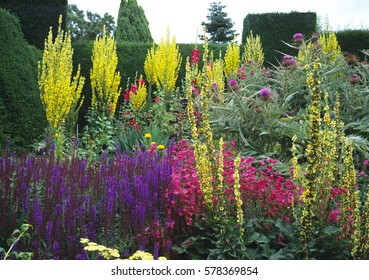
(258, 87), (273, 101)
(0, 146), (174, 259)
(293, 33), (304, 43)
(281, 55), (296, 69)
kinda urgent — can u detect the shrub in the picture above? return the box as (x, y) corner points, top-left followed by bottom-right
(0, 0), (68, 49)
(0, 8), (47, 150)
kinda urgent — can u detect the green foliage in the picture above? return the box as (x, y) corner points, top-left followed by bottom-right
(0, 0), (68, 49)
(201, 2), (237, 43)
(0, 224), (33, 260)
(242, 12), (317, 63)
(67, 4), (115, 41)
(336, 30), (369, 60)
(0, 8), (47, 150)
(116, 0), (152, 43)
(78, 110), (119, 161)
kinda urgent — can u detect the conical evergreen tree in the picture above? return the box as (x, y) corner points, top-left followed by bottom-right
(116, 0), (152, 43)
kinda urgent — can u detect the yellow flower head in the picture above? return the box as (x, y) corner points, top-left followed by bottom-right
(80, 238), (90, 244)
(144, 133), (152, 139)
(158, 144), (165, 150)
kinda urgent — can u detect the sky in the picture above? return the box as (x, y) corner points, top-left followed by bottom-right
(68, 0), (369, 43)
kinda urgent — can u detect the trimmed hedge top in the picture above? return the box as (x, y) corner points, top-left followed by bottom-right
(242, 12), (317, 63)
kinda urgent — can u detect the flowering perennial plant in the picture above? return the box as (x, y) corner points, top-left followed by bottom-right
(0, 146), (174, 259)
(38, 16), (85, 130)
(144, 28), (182, 95)
(224, 41), (241, 80)
(90, 26), (121, 117)
(243, 31), (264, 68)
(291, 60), (369, 259)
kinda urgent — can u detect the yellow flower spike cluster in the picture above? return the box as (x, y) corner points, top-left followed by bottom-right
(319, 31), (342, 62)
(144, 43), (156, 86)
(90, 26), (121, 117)
(185, 55), (214, 209)
(352, 190), (369, 258)
(211, 57), (225, 100)
(224, 41), (240, 80)
(233, 157), (243, 230)
(131, 76), (147, 111)
(297, 31), (342, 66)
(39, 16), (85, 130)
(216, 138), (225, 212)
(243, 31), (264, 67)
(144, 28), (182, 95)
(293, 61), (368, 259)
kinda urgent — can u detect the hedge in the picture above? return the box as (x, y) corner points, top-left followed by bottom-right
(242, 12), (317, 64)
(0, 0), (67, 49)
(335, 30), (369, 60)
(0, 8), (47, 150)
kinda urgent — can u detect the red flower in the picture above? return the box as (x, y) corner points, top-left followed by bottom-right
(190, 48), (200, 65)
(123, 89), (131, 102)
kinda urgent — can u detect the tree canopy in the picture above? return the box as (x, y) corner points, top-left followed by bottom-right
(67, 4), (115, 41)
(201, 2), (237, 43)
(115, 0), (152, 43)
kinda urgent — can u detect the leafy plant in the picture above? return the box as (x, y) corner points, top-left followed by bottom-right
(0, 224), (33, 260)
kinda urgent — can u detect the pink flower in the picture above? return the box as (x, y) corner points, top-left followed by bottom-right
(363, 160), (368, 165)
(328, 209), (340, 223)
(293, 33), (303, 43)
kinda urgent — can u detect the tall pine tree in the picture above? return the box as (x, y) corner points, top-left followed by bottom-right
(115, 0), (152, 43)
(202, 2), (237, 43)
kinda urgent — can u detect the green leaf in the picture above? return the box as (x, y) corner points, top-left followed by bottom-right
(322, 226), (340, 236)
(269, 249), (285, 260)
(246, 232), (270, 244)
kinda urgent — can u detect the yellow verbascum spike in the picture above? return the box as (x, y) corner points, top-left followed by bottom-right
(38, 15), (85, 130)
(90, 25), (121, 117)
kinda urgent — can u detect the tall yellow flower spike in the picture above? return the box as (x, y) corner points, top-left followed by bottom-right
(144, 28), (182, 95)
(224, 40), (240, 80)
(243, 31), (264, 67)
(90, 25), (121, 117)
(39, 15), (85, 129)
(131, 76), (147, 111)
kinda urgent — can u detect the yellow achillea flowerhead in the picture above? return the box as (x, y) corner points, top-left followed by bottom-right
(39, 15), (85, 129)
(124, 250), (167, 260)
(144, 28), (182, 94)
(80, 238), (120, 259)
(157, 144), (165, 150)
(243, 31), (264, 67)
(144, 133), (152, 139)
(224, 41), (240, 80)
(90, 25), (121, 117)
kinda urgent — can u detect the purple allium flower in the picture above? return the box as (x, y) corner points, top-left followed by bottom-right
(258, 88), (273, 101)
(293, 33), (303, 43)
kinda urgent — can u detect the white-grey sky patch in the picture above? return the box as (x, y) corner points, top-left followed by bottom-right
(68, 0), (369, 43)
